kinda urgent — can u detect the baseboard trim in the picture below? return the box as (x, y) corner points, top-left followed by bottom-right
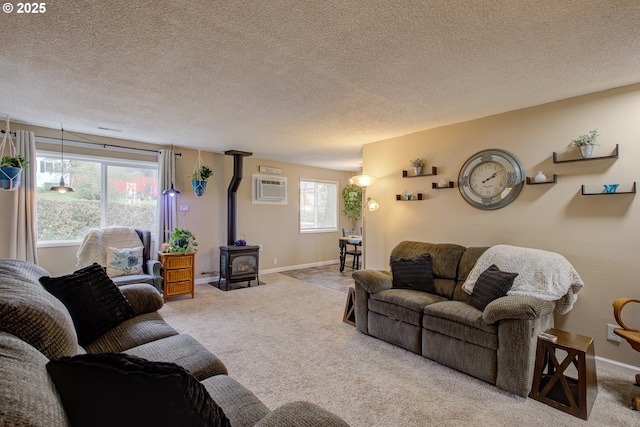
(194, 259), (340, 285)
(596, 355), (640, 377)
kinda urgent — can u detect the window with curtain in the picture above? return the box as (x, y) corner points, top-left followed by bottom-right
(299, 179), (338, 233)
(35, 151), (158, 243)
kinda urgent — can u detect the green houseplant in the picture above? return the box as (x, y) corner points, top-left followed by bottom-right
(342, 183), (363, 221)
(410, 158), (425, 176)
(1, 155), (29, 168)
(191, 165), (213, 197)
(167, 228), (198, 254)
(569, 129), (599, 159)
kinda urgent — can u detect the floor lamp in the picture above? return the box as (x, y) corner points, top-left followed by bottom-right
(350, 174), (378, 269)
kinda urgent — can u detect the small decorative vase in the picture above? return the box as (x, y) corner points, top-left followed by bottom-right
(413, 166), (422, 176)
(438, 178), (447, 188)
(580, 145), (594, 159)
(603, 184), (619, 193)
(534, 171), (547, 183)
(406, 194), (412, 200)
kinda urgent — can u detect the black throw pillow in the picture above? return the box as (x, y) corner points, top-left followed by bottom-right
(46, 353), (230, 427)
(390, 253), (435, 293)
(469, 264), (518, 311)
(40, 263), (134, 346)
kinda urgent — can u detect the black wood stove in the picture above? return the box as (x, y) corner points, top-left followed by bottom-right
(215, 150), (261, 291)
(218, 245), (260, 290)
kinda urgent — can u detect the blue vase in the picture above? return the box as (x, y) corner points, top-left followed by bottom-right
(0, 166), (22, 190)
(192, 180), (207, 197)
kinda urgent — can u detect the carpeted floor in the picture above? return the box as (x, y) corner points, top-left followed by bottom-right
(160, 273), (639, 427)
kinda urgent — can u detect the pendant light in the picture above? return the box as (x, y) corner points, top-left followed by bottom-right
(162, 181), (180, 197)
(49, 124), (74, 193)
(162, 143), (180, 197)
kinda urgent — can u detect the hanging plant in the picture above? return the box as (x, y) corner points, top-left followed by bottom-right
(342, 183), (363, 221)
(1, 117), (29, 191)
(191, 150), (213, 197)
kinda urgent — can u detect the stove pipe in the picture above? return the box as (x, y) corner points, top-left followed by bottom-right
(225, 150), (252, 245)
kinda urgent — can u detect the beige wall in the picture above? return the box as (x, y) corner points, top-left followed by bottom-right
(361, 83), (640, 366)
(0, 124), (353, 278)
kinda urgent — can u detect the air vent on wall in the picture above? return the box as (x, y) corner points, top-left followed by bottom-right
(252, 174), (287, 204)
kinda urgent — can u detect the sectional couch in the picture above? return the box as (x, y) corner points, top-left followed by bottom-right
(353, 241), (563, 397)
(0, 259), (348, 426)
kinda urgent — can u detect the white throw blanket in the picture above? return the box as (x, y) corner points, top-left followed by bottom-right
(76, 227), (142, 269)
(462, 245), (584, 314)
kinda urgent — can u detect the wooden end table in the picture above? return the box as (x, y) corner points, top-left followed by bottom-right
(529, 328), (598, 420)
(343, 287), (356, 326)
(158, 252), (195, 302)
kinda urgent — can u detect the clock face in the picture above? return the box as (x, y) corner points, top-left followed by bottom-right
(469, 161), (507, 198)
(458, 149), (524, 210)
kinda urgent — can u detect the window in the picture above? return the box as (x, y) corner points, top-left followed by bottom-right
(36, 151), (158, 244)
(299, 179), (338, 233)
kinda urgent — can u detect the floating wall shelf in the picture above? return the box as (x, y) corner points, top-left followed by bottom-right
(526, 175), (558, 185)
(396, 193), (424, 201)
(402, 167), (437, 178)
(553, 144), (619, 164)
(581, 182), (636, 196)
(431, 181), (454, 189)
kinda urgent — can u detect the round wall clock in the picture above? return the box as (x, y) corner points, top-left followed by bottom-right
(458, 149), (525, 210)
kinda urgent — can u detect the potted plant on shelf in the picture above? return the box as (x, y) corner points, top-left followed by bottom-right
(167, 228), (198, 254)
(410, 158), (425, 176)
(191, 165), (213, 197)
(0, 155), (29, 190)
(570, 129), (599, 159)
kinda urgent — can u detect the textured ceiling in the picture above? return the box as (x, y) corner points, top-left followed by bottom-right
(1, 1), (640, 170)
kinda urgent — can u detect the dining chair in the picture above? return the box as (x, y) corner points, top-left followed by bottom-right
(342, 228), (361, 270)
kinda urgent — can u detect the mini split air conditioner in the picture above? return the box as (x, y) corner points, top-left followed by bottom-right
(252, 174), (287, 204)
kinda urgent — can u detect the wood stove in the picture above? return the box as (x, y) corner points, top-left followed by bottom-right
(213, 150), (261, 291)
(218, 245), (260, 290)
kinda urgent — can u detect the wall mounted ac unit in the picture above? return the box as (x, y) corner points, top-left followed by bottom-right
(252, 174), (287, 204)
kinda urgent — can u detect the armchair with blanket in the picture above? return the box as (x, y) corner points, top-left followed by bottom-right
(76, 227), (163, 292)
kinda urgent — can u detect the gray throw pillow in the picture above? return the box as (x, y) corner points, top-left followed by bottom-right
(40, 263), (134, 346)
(46, 353), (230, 427)
(469, 264), (518, 311)
(390, 253), (435, 293)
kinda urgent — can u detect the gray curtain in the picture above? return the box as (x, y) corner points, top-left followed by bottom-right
(10, 130), (38, 262)
(156, 149), (177, 253)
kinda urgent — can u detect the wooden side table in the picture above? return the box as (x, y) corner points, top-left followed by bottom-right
(158, 252), (195, 302)
(529, 328), (598, 420)
(343, 287), (356, 326)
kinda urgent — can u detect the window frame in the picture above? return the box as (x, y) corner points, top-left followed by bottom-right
(35, 149), (158, 247)
(299, 178), (339, 234)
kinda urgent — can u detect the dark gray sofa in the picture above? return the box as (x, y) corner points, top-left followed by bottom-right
(0, 259), (349, 426)
(353, 241), (556, 397)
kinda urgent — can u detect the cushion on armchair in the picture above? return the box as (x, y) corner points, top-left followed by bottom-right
(40, 263), (134, 346)
(46, 353), (230, 427)
(106, 246), (144, 277)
